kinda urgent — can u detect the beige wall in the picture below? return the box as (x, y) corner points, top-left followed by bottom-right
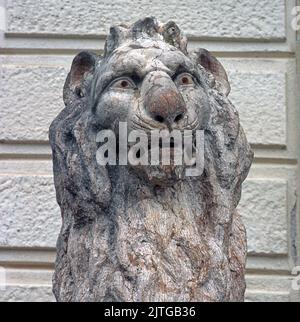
(0, 0), (299, 301)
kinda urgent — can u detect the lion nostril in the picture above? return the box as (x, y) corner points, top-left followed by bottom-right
(75, 86), (84, 98)
(174, 113), (184, 123)
(154, 115), (165, 123)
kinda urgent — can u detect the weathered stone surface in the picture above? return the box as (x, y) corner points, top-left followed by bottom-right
(245, 275), (293, 302)
(0, 285), (55, 302)
(0, 57), (288, 145)
(245, 291), (290, 302)
(0, 175), (61, 248)
(0, 64), (66, 141)
(6, 0), (285, 40)
(245, 256), (290, 273)
(50, 17), (253, 302)
(246, 275), (293, 292)
(228, 71), (286, 146)
(238, 179), (288, 255)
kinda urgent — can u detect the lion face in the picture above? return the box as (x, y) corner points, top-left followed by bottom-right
(90, 40), (217, 184)
(93, 41), (210, 130)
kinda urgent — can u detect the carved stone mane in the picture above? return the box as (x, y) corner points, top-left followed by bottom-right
(50, 17), (253, 302)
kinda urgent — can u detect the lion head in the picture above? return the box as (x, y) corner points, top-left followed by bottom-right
(50, 17), (253, 302)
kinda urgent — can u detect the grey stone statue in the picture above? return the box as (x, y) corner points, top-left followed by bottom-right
(50, 17), (253, 302)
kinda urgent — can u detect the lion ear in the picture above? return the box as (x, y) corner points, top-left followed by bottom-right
(191, 48), (231, 96)
(63, 51), (97, 105)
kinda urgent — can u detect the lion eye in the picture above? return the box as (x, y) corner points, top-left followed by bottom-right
(111, 78), (135, 90)
(177, 73), (194, 86)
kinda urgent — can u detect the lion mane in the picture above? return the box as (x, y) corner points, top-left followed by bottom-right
(50, 17), (253, 302)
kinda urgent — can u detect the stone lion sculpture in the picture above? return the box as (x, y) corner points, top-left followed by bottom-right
(50, 17), (253, 302)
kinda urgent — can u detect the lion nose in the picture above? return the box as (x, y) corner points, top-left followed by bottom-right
(143, 73), (186, 127)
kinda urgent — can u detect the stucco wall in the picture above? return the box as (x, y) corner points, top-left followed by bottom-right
(0, 0), (299, 302)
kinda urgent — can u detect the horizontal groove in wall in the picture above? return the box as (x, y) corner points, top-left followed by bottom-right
(0, 143), (52, 160)
(4, 32), (287, 43)
(0, 33), (294, 55)
(0, 49), (295, 59)
(4, 32), (108, 40)
(0, 48), (95, 55)
(0, 142), (295, 154)
(253, 158), (298, 166)
(0, 155), (297, 166)
(2, 272), (293, 290)
(0, 248), (56, 268)
(246, 269), (292, 276)
(245, 290), (290, 297)
(0, 154), (52, 160)
(0, 248), (291, 274)
(0, 266), (291, 277)
(0, 157), (297, 167)
(214, 52), (295, 59)
(0, 148), (297, 166)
